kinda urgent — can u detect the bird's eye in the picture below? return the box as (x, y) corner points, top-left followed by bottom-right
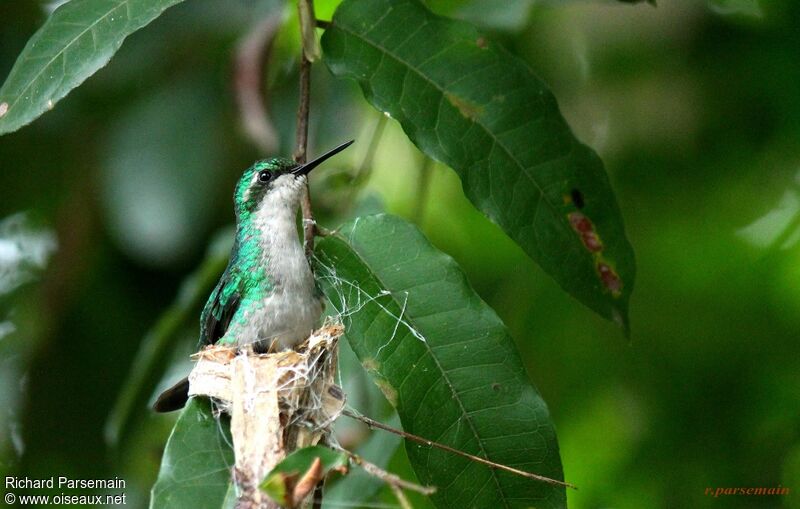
(258, 170), (273, 184)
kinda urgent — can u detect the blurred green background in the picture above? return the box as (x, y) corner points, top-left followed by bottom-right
(1, 0), (799, 507)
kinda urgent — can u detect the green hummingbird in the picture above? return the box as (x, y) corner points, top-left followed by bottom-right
(153, 140), (353, 412)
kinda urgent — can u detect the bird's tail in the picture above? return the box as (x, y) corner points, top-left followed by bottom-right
(153, 377), (190, 412)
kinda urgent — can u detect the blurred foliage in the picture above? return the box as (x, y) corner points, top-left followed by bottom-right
(1, 0), (799, 508)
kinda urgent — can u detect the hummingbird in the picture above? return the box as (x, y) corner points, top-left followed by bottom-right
(153, 140), (354, 412)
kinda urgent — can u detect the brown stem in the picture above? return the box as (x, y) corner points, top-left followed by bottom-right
(390, 484), (414, 509)
(336, 447), (436, 496)
(345, 114), (388, 208)
(342, 409), (577, 490)
(235, 15), (281, 154)
(294, 53), (311, 164)
(294, 28), (315, 256)
(413, 156), (434, 224)
(311, 435), (329, 509)
(311, 482), (324, 509)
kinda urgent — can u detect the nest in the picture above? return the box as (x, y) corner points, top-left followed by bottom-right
(187, 320), (345, 508)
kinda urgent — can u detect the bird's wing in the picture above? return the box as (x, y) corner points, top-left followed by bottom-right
(155, 263), (243, 413)
(199, 266), (242, 347)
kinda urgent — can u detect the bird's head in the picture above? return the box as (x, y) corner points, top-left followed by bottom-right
(234, 140), (353, 218)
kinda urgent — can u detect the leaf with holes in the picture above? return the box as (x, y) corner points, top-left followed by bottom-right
(0, 0), (186, 135)
(322, 0), (636, 329)
(314, 214), (565, 509)
(150, 398), (234, 509)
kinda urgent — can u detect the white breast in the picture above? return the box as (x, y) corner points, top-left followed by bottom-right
(227, 175), (322, 351)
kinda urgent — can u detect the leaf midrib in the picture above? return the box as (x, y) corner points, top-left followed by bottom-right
(331, 231), (514, 509)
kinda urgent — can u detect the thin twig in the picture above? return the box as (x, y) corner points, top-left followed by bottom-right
(346, 114), (388, 207)
(297, 0), (321, 61)
(293, 58), (312, 164)
(413, 156), (434, 224)
(335, 446), (436, 496)
(311, 436), (329, 509)
(311, 482), (324, 509)
(315, 19), (331, 29)
(235, 14), (281, 154)
(389, 485), (413, 509)
(342, 409), (576, 490)
(294, 0), (316, 257)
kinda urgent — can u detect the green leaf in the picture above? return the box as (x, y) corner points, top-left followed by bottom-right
(0, 0), (186, 135)
(260, 446), (348, 506)
(150, 398), (234, 509)
(314, 214), (565, 509)
(322, 0), (636, 328)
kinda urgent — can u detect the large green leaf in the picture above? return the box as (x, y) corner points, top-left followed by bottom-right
(322, 0), (636, 328)
(0, 0), (185, 135)
(314, 214), (565, 509)
(150, 398), (234, 509)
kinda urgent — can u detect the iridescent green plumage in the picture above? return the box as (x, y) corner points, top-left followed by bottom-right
(233, 158), (297, 218)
